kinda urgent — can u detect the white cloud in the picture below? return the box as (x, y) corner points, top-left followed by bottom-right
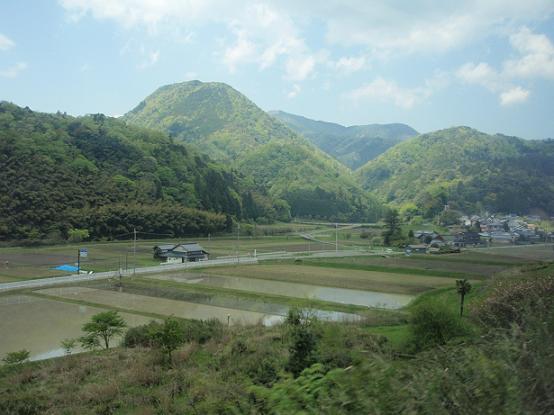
(456, 27), (553, 106)
(503, 26), (554, 79)
(500, 86), (530, 106)
(346, 77), (431, 109)
(184, 71), (198, 80)
(59, 1), (554, 54)
(58, 0), (554, 86)
(0, 33), (15, 50)
(0, 62), (28, 78)
(456, 60), (528, 106)
(287, 83), (301, 98)
(456, 62), (502, 91)
(223, 29), (256, 72)
(332, 55), (367, 74)
(285, 54), (316, 81)
(138, 49), (159, 69)
(302, 0), (554, 55)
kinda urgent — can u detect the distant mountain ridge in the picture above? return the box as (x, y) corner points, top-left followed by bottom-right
(124, 81), (383, 222)
(357, 126), (554, 216)
(270, 110), (417, 169)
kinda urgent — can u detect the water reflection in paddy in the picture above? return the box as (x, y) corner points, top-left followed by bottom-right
(151, 273), (413, 309)
(0, 295), (152, 361)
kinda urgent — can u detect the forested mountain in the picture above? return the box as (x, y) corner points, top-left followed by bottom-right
(124, 81), (301, 161)
(124, 81), (383, 222)
(357, 126), (554, 216)
(0, 102), (282, 242)
(270, 110), (417, 169)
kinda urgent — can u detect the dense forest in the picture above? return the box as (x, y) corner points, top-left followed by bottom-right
(124, 81), (302, 161)
(123, 81), (384, 222)
(0, 102), (282, 242)
(358, 126), (554, 217)
(238, 141), (382, 221)
(271, 110), (417, 169)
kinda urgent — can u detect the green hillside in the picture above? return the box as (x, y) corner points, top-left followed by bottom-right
(238, 141), (382, 221)
(124, 81), (382, 222)
(124, 81), (301, 160)
(358, 126), (554, 216)
(0, 102), (280, 242)
(270, 110), (417, 169)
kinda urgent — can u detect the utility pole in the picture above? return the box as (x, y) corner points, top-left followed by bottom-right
(237, 222), (240, 264)
(335, 223), (338, 252)
(77, 249), (80, 273)
(133, 227), (137, 275)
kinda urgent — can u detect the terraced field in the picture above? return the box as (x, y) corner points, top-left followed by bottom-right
(3, 241), (545, 363)
(195, 264), (476, 294)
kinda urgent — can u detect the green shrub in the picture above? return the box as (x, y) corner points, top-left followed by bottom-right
(474, 275), (554, 329)
(285, 309), (321, 377)
(2, 350), (30, 366)
(122, 322), (158, 348)
(408, 299), (470, 351)
(123, 318), (224, 349)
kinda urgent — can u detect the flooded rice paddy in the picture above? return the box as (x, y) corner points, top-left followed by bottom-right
(150, 273), (414, 309)
(0, 295), (152, 361)
(37, 286), (362, 325)
(37, 287), (285, 327)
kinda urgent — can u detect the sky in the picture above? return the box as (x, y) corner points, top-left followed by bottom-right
(1, 0), (554, 139)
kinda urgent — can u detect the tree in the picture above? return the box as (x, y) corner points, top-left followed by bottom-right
(149, 317), (185, 364)
(456, 279), (472, 317)
(2, 349), (30, 365)
(80, 311), (126, 350)
(285, 309), (320, 377)
(382, 208), (401, 246)
(409, 300), (468, 351)
(61, 338), (77, 355)
(68, 228), (89, 243)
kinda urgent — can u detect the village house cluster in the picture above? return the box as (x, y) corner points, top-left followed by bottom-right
(406, 214), (554, 255)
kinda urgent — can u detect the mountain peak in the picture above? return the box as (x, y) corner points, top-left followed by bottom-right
(270, 110), (417, 169)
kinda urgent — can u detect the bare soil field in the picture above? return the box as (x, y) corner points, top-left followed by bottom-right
(302, 255), (505, 277)
(472, 244), (554, 262)
(198, 264), (473, 295)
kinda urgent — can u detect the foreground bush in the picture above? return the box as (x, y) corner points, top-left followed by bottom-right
(474, 274), (554, 328)
(123, 318), (224, 348)
(2, 272), (554, 414)
(408, 298), (470, 351)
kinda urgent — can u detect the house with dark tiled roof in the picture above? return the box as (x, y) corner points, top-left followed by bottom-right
(153, 243), (209, 262)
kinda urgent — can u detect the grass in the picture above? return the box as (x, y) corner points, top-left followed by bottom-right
(123, 278), (405, 322)
(5, 261), (551, 414)
(197, 264), (479, 295)
(365, 325), (410, 350)
(292, 259), (482, 279)
(0, 232), (344, 280)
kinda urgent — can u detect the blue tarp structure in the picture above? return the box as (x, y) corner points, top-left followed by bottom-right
(53, 264), (79, 272)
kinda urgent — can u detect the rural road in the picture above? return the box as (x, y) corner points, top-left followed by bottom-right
(0, 249), (385, 293)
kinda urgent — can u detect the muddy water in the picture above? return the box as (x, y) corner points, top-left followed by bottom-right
(151, 273), (413, 309)
(0, 295), (153, 361)
(38, 286), (362, 324)
(37, 287), (285, 327)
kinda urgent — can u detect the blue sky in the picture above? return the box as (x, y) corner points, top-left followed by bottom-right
(1, 1), (554, 139)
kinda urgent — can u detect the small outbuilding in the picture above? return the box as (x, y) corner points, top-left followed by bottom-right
(153, 243), (209, 262)
(405, 244), (428, 255)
